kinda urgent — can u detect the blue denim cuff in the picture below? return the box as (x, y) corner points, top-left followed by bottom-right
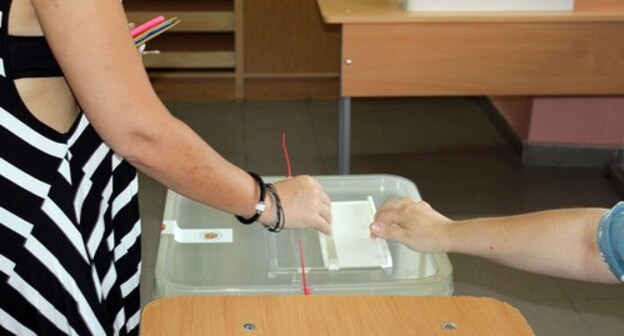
(597, 202), (624, 283)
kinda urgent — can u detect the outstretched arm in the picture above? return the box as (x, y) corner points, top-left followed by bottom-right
(30, 0), (331, 233)
(370, 199), (619, 283)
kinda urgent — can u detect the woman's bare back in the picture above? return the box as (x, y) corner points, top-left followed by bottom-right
(9, 0), (79, 134)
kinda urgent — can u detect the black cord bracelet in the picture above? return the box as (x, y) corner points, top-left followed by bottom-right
(235, 172), (266, 225)
(265, 183), (285, 233)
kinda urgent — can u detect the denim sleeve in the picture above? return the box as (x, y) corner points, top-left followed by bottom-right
(597, 202), (624, 283)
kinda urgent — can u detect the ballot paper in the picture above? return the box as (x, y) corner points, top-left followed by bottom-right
(319, 196), (393, 270)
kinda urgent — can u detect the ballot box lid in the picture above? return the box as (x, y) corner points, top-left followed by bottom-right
(155, 174), (453, 298)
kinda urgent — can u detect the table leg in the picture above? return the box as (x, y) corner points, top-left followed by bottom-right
(338, 97), (351, 174)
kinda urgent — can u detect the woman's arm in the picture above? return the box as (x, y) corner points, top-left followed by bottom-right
(31, 0), (331, 233)
(370, 199), (619, 283)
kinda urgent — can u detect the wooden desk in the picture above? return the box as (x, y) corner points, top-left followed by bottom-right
(141, 295), (534, 335)
(316, 0), (624, 173)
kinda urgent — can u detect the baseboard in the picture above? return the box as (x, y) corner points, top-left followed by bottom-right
(478, 97), (620, 168)
(522, 144), (619, 168)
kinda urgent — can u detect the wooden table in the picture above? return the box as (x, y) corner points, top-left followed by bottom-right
(141, 295), (534, 335)
(316, 0), (624, 173)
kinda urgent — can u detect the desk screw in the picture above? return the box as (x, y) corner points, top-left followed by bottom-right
(345, 59), (353, 66)
(243, 323), (256, 331)
(441, 322), (457, 331)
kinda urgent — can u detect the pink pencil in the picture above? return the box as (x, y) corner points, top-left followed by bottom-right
(131, 15), (166, 38)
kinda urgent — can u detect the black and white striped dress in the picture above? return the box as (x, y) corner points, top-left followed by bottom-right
(0, 0), (142, 334)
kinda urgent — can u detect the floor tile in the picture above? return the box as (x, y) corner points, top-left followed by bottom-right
(451, 255), (569, 302)
(243, 101), (322, 167)
(375, 98), (508, 154)
(557, 278), (624, 300)
(173, 101), (247, 166)
(511, 299), (593, 336)
(572, 298), (624, 336)
(309, 99), (391, 157)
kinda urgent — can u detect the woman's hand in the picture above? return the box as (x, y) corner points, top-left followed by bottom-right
(370, 198), (453, 252)
(268, 175), (332, 235)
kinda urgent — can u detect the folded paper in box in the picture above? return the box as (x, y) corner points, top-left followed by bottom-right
(319, 196), (393, 270)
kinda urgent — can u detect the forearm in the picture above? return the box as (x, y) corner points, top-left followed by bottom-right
(121, 113), (268, 222)
(447, 209), (617, 283)
(114, 108), (334, 234)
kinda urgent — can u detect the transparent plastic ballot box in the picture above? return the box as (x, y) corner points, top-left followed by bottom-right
(154, 174), (453, 298)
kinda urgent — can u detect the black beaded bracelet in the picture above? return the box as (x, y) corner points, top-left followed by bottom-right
(235, 172), (266, 225)
(265, 183), (285, 233)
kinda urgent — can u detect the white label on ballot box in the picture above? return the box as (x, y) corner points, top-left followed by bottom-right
(162, 220), (233, 243)
(322, 197), (393, 269)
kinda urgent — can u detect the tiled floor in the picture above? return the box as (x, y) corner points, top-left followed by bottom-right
(138, 97), (624, 335)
